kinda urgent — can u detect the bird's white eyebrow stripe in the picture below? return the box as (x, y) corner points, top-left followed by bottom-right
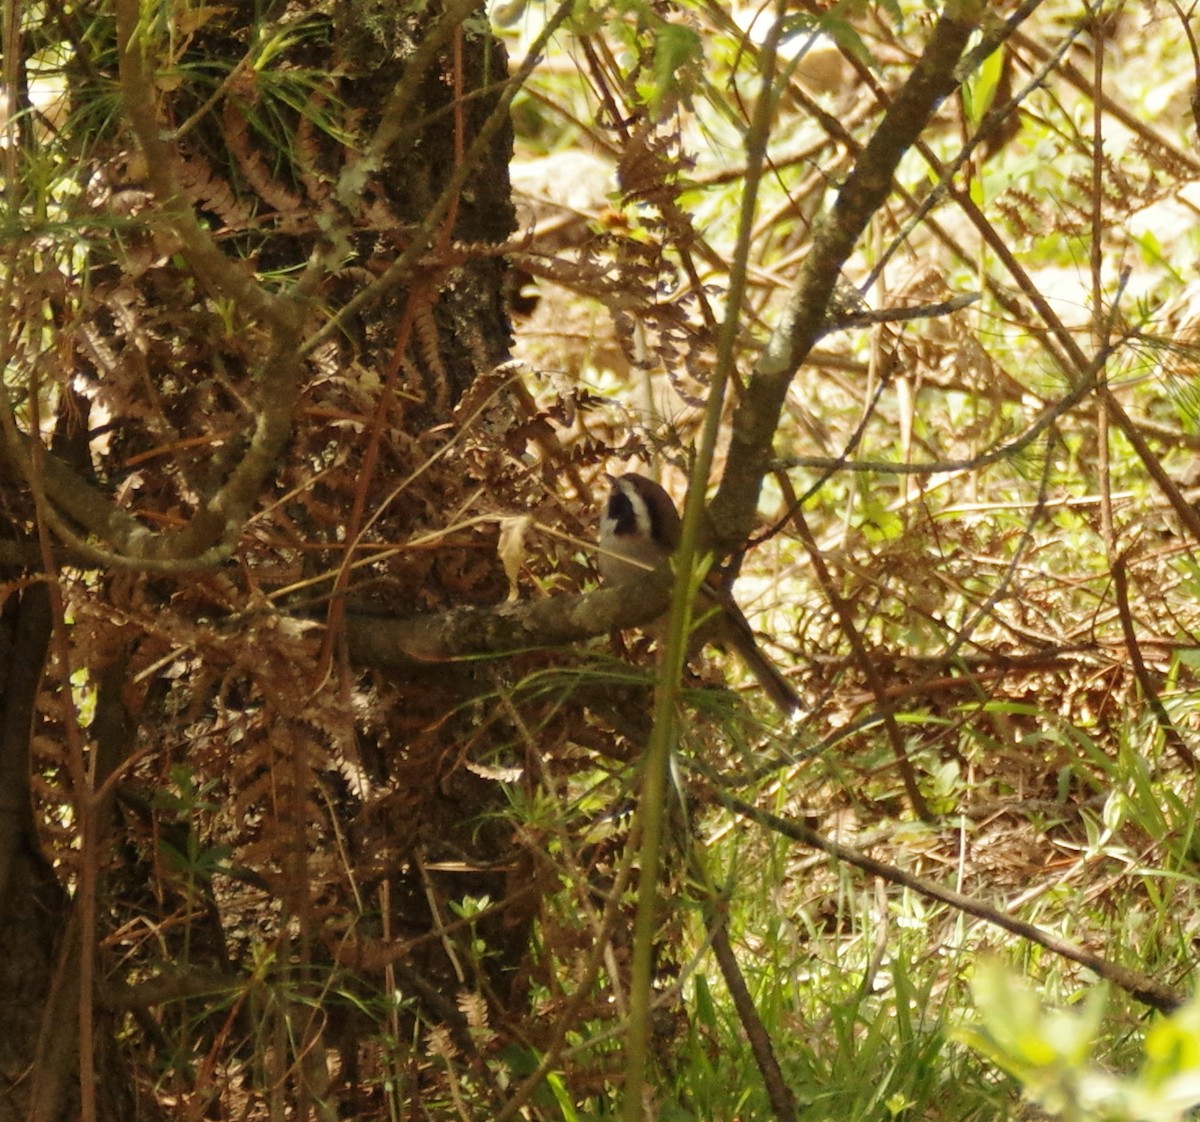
(641, 491), (665, 540)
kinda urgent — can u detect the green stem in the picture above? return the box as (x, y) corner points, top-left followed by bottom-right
(620, 4), (787, 1117)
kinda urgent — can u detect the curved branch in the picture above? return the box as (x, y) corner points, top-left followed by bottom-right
(129, 344), (307, 564)
(343, 577), (671, 667)
(0, 345), (304, 567)
(113, 0), (297, 334)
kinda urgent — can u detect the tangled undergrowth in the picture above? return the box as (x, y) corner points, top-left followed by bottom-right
(5, 0), (1200, 1119)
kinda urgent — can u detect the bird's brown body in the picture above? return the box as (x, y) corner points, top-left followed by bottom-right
(598, 473), (800, 715)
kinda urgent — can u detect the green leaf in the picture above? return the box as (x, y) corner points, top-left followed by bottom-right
(649, 21), (703, 112)
(963, 45), (1005, 126)
(820, 15), (871, 66)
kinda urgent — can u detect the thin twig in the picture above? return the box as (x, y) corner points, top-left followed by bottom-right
(789, 501), (932, 821)
(1111, 556), (1197, 769)
(706, 785), (1188, 1014)
(710, 907), (798, 1122)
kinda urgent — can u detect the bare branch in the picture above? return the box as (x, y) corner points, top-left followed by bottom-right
(344, 578), (671, 667)
(710, 786), (1188, 1014)
(113, 0), (300, 335)
(713, 2), (1037, 547)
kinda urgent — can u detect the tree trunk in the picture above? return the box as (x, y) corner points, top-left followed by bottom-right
(2, 0), (519, 1115)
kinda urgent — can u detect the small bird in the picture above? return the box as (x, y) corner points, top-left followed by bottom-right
(598, 472), (800, 715)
